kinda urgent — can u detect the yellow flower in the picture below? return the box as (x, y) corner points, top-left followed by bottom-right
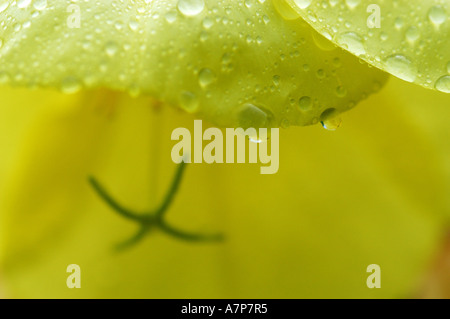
(0, 0), (449, 299)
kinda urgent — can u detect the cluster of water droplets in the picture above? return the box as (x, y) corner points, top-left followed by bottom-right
(0, 0), (387, 130)
(283, 0), (450, 93)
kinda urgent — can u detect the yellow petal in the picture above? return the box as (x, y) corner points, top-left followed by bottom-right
(1, 76), (449, 298)
(285, 0), (450, 92)
(0, 0), (387, 127)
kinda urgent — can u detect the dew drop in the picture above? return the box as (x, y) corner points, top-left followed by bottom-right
(272, 75), (281, 86)
(202, 16), (214, 29)
(337, 32), (366, 56)
(405, 26), (420, 43)
(394, 17), (404, 30)
(238, 104), (272, 129)
(17, 0), (31, 9)
(293, 0), (313, 9)
(128, 20), (139, 31)
(385, 54), (417, 83)
(344, 0), (361, 10)
(0, 2), (9, 13)
(165, 11), (178, 23)
(428, 5), (447, 27)
(105, 41), (119, 57)
(180, 91), (200, 113)
(435, 75), (450, 93)
(33, 0), (47, 10)
(61, 77), (81, 94)
(320, 108), (342, 131)
(335, 86), (347, 98)
(298, 96), (312, 111)
(321, 117), (342, 131)
(177, 0), (205, 17)
(198, 68), (216, 88)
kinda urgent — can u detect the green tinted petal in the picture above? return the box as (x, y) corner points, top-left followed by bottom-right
(0, 0), (387, 127)
(284, 0), (450, 92)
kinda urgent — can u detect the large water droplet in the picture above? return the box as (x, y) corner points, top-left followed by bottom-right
(435, 75), (450, 93)
(385, 54), (417, 83)
(428, 5), (447, 27)
(337, 32), (366, 56)
(320, 108), (342, 131)
(293, 0), (313, 9)
(177, 0), (205, 17)
(0, 2), (9, 13)
(238, 104), (272, 129)
(33, 0), (47, 10)
(321, 117), (342, 131)
(17, 0), (31, 9)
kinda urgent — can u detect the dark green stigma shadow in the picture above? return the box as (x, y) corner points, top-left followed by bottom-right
(88, 161), (224, 251)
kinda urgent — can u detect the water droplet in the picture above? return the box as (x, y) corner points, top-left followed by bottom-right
(298, 96), (312, 111)
(165, 11), (178, 23)
(344, 0), (361, 10)
(385, 54), (417, 83)
(177, 0), (205, 17)
(335, 86), (347, 98)
(61, 77), (81, 94)
(179, 91), (199, 112)
(105, 41), (119, 57)
(198, 68), (216, 88)
(405, 26), (420, 43)
(428, 5), (447, 27)
(17, 0), (31, 9)
(320, 108), (342, 131)
(435, 75), (450, 93)
(202, 16), (214, 29)
(294, 0), (313, 9)
(332, 57), (342, 68)
(33, 0), (47, 10)
(238, 104), (272, 129)
(321, 118), (342, 131)
(0, 2), (9, 13)
(337, 32), (366, 56)
(394, 17), (404, 30)
(316, 69), (325, 79)
(272, 75), (280, 86)
(128, 20), (139, 31)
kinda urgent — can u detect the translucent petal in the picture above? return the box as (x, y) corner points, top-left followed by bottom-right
(0, 0), (387, 127)
(284, 0), (450, 92)
(1, 77), (449, 297)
